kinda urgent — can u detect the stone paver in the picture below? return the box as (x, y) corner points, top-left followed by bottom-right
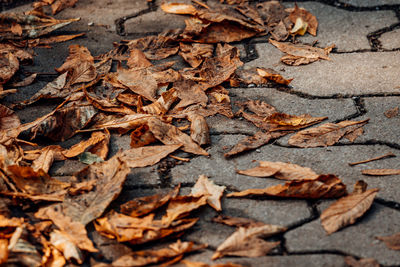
(284, 2), (398, 52)
(285, 203), (400, 266)
(381, 28), (400, 50)
(341, 0), (400, 7)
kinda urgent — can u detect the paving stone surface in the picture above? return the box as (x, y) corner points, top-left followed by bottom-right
(2, 0), (400, 266)
(285, 203), (400, 266)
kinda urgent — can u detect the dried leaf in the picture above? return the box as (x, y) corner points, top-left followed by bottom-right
(321, 186), (378, 234)
(140, 88), (179, 115)
(0, 104), (20, 145)
(127, 48), (152, 69)
(224, 131), (287, 157)
(0, 239), (8, 264)
(9, 73), (37, 87)
(348, 152), (396, 166)
(228, 174), (347, 199)
(288, 119), (369, 148)
(112, 240), (206, 267)
(384, 107), (398, 118)
(0, 52), (19, 86)
(361, 169), (400, 176)
(161, 3), (197, 15)
(120, 185), (180, 217)
(237, 161), (319, 180)
(288, 4), (318, 36)
(37, 155), (130, 225)
(179, 43), (214, 68)
(191, 175), (225, 211)
(50, 230), (83, 264)
(31, 146), (56, 173)
(183, 261), (245, 267)
(161, 195), (208, 225)
(50, 0), (79, 14)
(63, 131), (109, 159)
(187, 114), (210, 146)
(345, 256), (380, 267)
(116, 67), (157, 102)
(256, 68), (293, 86)
(376, 233), (400, 250)
(130, 124), (156, 148)
(212, 224), (284, 259)
(119, 144), (181, 168)
(212, 215), (265, 228)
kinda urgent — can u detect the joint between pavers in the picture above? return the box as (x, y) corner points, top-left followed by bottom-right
(332, 97), (366, 123)
(374, 198), (400, 211)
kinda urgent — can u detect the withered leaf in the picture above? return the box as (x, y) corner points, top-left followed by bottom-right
(179, 43), (214, 68)
(320, 185), (378, 234)
(288, 4), (318, 36)
(228, 174), (347, 199)
(31, 146), (57, 173)
(63, 131), (109, 159)
(345, 256), (380, 267)
(49, 0), (79, 15)
(0, 239), (7, 264)
(50, 230), (83, 264)
(256, 68), (293, 86)
(127, 48), (152, 69)
(112, 240), (206, 267)
(119, 144), (181, 168)
(0, 52), (19, 86)
(161, 3), (197, 15)
(384, 107), (398, 118)
(288, 119), (369, 148)
(161, 195), (208, 226)
(37, 155), (130, 225)
(213, 215), (265, 228)
(120, 185), (180, 217)
(191, 175), (225, 211)
(212, 224), (285, 259)
(224, 131), (287, 158)
(237, 161), (319, 180)
(130, 124), (156, 148)
(0, 104), (20, 145)
(376, 233), (400, 250)
(183, 261), (245, 267)
(187, 114), (210, 146)
(140, 88), (179, 115)
(265, 113), (327, 131)
(270, 39), (335, 66)
(116, 67), (157, 102)
(361, 169), (400, 176)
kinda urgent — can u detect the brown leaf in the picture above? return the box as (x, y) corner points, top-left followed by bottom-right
(288, 4), (318, 36)
(179, 43), (214, 68)
(161, 195), (208, 226)
(265, 113), (327, 131)
(112, 240), (206, 267)
(361, 169), (400, 176)
(237, 161), (319, 180)
(127, 48), (152, 69)
(320, 186), (378, 234)
(49, 230), (83, 264)
(50, 0), (78, 14)
(0, 104), (20, 145)
(0, 239), (8, 264)
(34, 33), (85, 46)
(288, 119), (369, 148)
(120, 185), (180, 217)
(191, 175), (225, 211)
(63, 131), (109, 159)
(37, 155), (130, 225)
(31, 146), (57, 173)
(119, 144), (181, 168)
(161, 3), (197, 15)
(224, 131), (287, 158)
(376, 233), (400, 250)
(183, 261), (245, 267)
(187, 114), (210, 146)
(9, 73), (37, 87)
(348, 152), (396, 166)
(173, 79), (208, 109)
(212, 224), (285, 259)
(0, 52), (19, 86)
(228, 174), (347, 199)
(212, 215), (266, 228)
(270, 39), (335, 66)
(147, 117), (209, 156)
(256, 68), (293, 86)
(384, 107), (398, 118)
(116, 67), (158, 102)
(140, 88), (179, 115)
(130, 124), (156, 148)
(345, 256), (380, 267)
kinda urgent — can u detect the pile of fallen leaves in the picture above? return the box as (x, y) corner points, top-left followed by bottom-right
(0, 0), (398, 266)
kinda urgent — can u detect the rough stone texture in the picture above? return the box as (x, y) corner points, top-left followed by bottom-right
(341, 0), (400, 7)
(285, 203), (400, 266)
(284, 2), (398, 52)
(174, 250), (347, 267)
(380, 28), (400, 50)
(249, 47), (400, 96)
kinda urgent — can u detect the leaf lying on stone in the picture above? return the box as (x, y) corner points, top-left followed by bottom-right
(256, 68), (293, 85)
(376, 232), (400, 250)
(0, 104), (21, 145)
(348, 152), (396, 166)
(345, 256), (380, 267)
(237, 161), (319, 180)
(187, 114), (210, 146)
(112, 240), (206, 267)
(228, 174), (347, 199)
(288, 119), (369, 148)
(288, 4), (318, 36)
(183, 260), (245, 267)
(0, 52), (19, 88)
(212, 224), (285, 259)
(63, 131), (109, 159)
(320, 181), (378, 234)
(179, 43), (214, 68)
(213, 215), (265, 228)
(384, 106), (399, 118)
(264, 113), (327, 131)
(161, 3), (197, 15)
(34, 0), (79, 15)
(361, 169), (400, 176)
(191, 175), (225, 211)
(162, 195), (208, 226)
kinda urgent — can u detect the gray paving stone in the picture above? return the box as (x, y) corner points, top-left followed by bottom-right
(284, 2), (397, 51)
(249, 47), (400, 96)
(380, 28), (400, 50)
(341, 0), (400, 7)
(174, 250), (347, 267)
(285, 203), (400, 266)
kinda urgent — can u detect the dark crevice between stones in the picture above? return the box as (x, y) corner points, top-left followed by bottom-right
(177, 182), (241, 193)
(114, 1), (158, 36)
(274, 140), (400, 151)
(367, 22), (400, 51)
(332, 96), (366, 123)
(156, 157), (176, 188)
(241, 40), (259, 63)
(375, 198), (400, 211)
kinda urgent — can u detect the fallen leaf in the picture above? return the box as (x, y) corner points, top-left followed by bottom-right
(384, 107), (398, 118)
(127, 48), (152, 69)
(320, 182), (378, 234)
(376, 232), (400, 250)
(212, 224), (285, 259)
(228, 174), (347, 199)
(256, 68), (293, 86)
(120, 185), (180, 217)
(224, 131), (288, 157)
(288, 4), (318, 36)
(161, 195), (208, 226)
(179, 43), (214, 68)
(237, 161), (319, 180)
(288, 119), (369, 148)
(119, 144), (181, 168)
(212, 214), (266, 228)
(0, 239), (8, 264)
(63, 131), (109, 159)
(361, 169), (400, 176)
(191, 175), (225, 211)
(187, 114), (210, 146)
(31, 146), (56, 173)
(49, 230), (83, 264)
(49, 0), (79, 14)
(161, 3), (197, 15)
(130, 124), (157, 148)
(0, 104), (21, 145)
(140, 88), (179, 115)
(9, 73), (37, 87)
(345, 256), (380, 267)
(112, 240), (206, 267)
(348, 152), (396, 166)
(0, 52), (19, 87)
(183, 261), (245, 267)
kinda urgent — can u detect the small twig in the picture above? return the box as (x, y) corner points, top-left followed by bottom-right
(348, 152), (396, 166)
